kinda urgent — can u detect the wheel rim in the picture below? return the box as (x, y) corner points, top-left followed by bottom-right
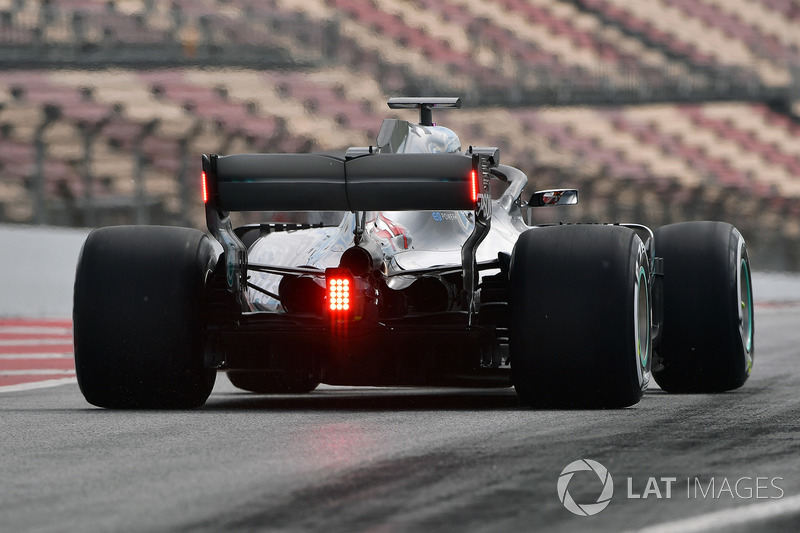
(740, 257), (754, 372)
(634, 266), (651, 374)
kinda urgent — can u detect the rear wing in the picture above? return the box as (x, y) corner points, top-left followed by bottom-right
(202, 151), (495, 300)
(201, 152), (477, 212)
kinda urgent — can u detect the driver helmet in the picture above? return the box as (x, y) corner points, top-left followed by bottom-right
(401, 123), (462, 154)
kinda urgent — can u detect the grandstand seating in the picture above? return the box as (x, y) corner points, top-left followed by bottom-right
(760, 0), (800, 22)
(3, 65), (800, 223)
(1, 0), (799, 268)
(664, 0), (799, 73)
(0, 71), (178, 223)
(579, 0), (792, 87)
(0, 0), (792, 103)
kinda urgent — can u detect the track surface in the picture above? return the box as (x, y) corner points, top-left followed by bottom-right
(1, 305), (799, 533)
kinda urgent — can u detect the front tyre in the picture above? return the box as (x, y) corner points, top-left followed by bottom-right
(653, 221), (754, 392)
(510, 225), (651, 408)
(73, 226), (217, 408)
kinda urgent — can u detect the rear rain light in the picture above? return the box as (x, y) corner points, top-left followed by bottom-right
(326, 267), (378, 323)
(328, 277), (351, 312)
(326, 268), (357, 318)
(201, 171), (209, 204)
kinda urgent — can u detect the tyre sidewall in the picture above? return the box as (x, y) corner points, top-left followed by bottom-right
(654, 221), (753, 392)
(74, 226), (217, 408)
(510, 225), (650, 408)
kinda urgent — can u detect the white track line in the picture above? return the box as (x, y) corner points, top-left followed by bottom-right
(0, 339), (73, 346)
(630, 494), (800, 533)
(0, 353), (74, 359)
(0, 327), (72, 335)
(0, 369), (76, 376)
(0, 377), (77, 393)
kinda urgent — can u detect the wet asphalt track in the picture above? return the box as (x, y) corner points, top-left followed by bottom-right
(1, 304), (799, 533)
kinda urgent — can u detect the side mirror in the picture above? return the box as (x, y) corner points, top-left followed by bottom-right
(528, 189), (579, 207)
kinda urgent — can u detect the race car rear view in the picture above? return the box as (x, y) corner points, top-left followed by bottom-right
(72, 97), (755, 409)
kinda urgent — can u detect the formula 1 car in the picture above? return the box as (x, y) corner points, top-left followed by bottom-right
(73, 97), (754, 409)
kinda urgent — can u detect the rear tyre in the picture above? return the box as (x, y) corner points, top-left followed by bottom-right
(510, 225), (651, 408)
(73, 226), (217, 408)
(227, 370), (319, 394)
(653, 221), (754, 392)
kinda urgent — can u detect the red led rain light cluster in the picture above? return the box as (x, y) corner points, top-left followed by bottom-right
(328, 278), (351, 312)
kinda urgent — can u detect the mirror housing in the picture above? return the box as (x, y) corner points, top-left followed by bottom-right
(528, 189), (579, 207)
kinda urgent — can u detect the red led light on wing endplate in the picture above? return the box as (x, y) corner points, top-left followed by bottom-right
(470, 169), (478, 203)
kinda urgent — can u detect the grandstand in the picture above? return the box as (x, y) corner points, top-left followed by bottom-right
(0, 0), (798, 269)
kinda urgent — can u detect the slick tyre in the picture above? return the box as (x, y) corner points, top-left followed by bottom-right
(227, 370), (319, 394)
(653, 221), (754, 393)
(510, 225), (652, 408)
(73, 226), (217, 408)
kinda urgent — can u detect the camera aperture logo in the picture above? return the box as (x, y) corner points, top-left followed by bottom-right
(557, 459), (614, 516)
